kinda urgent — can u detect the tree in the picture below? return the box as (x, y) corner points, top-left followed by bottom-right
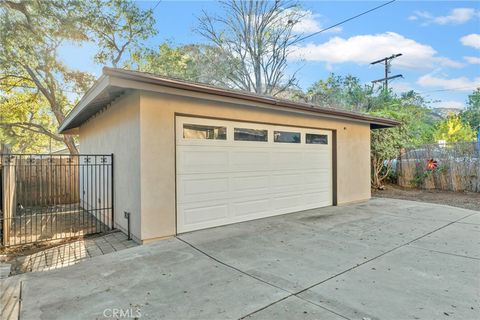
(130, 42), (233, 86)
(0, 90), (63, 152)
(197, 0), (303, 95)
(460, 88), (480, 132)
(303, 74), (378, 111)
(0, 0), (91, 154)
(85, 0), (157, 68)
(370, 109), (410, 189)
(433, 114), (476, 142)
(0, 0), (156, 154)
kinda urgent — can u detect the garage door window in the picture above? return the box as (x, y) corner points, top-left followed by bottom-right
(274, 131), (301, 143)
(183, 124), (227, 140)
(234, 128), (268, 142)
(306, 134), (328, 145)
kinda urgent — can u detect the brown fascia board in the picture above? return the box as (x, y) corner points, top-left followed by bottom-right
(102, 68), (399, 128)
(59, 67), (399, 133)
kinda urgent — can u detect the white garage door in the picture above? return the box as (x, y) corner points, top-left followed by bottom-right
(176, 116), (333, 233)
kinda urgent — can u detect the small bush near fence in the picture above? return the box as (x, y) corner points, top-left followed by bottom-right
(397, 142), (480, 192)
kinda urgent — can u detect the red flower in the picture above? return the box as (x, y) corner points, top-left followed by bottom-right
(426, 159), (438, 170)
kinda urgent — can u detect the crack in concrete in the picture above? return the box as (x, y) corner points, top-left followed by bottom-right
(177, 236), (351, 320)
(179, 210), (478, 320)
(407, 245), (480, 261)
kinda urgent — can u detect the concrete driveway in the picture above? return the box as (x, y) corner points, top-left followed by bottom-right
(2, 198), (479, 320)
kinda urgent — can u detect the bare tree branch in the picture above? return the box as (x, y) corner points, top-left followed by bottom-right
(0, 122), (63, 142)
(197, 0), (301, 95)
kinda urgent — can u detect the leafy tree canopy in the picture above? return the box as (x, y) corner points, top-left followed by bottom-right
(460, 88), (480, 131)
(0, 0), (156, 153)
(130, 42), (232, 87)
(434, 114), (476, 143)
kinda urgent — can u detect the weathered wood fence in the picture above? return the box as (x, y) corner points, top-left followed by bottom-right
(397, 142), (480, 192)
(6, 156), (80, 206)
(1, 153), (114, 247)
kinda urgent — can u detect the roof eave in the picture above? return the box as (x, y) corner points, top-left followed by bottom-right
(103, 68), (400, 128)
(59, 68), (400, 133)
(58, 75), (110, 133)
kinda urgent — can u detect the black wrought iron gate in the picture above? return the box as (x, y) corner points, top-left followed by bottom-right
(0, 154), (114, 247)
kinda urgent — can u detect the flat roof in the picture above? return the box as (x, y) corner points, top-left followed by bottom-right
(59, 67), (400, 133)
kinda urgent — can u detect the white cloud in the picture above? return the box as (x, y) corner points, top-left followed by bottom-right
(390, 81), (414, 93)
(289, 32), (463, 70)
(286, 10), (341, 34)
(460, 33), (480, 49)
(464, 56), (480, 64)
(292, 10), (321, 33)
(417, 74), (480, 91)
(410, 8), (479, 25)
(434, 8), (478, 24)
(432, 100), (466, 110)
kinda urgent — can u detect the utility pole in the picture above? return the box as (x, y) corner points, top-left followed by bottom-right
(371, 53), (403, 91)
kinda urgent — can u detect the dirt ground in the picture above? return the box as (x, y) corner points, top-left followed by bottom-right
(373, 184), (480, 211)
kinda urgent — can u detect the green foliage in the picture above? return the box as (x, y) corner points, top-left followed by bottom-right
(433, 114), (476, 142)
(460, 88), (480, 131)
(301, 74), (438, 188)
(130, 42), (234, 86)
(133, 43), (192, 78)
(0, 90), (63, 153)
(304, 74), (377, 112)
(85, 0), (157, 67)
(370, 108), (412, 188)
(0, 0), (155, 153)
(410, 163), (447, 188)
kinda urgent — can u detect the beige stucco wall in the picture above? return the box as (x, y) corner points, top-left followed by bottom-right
(138, 90), (371, 241)
(78, 88), (372, 242)
(79, 93), (142, 242)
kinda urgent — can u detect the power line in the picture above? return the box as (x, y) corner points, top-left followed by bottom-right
(152, 0), (162, 11)
(370, 53), (403, 91)
(418, 86), (478, 94)
(297, 0), (397, 42)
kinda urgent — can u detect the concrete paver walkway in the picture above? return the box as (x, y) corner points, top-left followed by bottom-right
(7, 231), (137, 274)
(18, 231), (137, 273)
(1, 198), (479, 320)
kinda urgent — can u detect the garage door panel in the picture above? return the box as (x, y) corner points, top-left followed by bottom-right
(180, 203), (229, 225)
(271, 172), (303, 188)
(304, 169), (331, 183)
(232, 198), (270, 217)
(231, 175), (269, 191)
(271, 153), (303, 170)
(303, 191), (332, 206)
(178, 149), (229, 173)
(231, 175), (270, 198)
(272, 193), (305, 211)
(176, 117), (333, 233)
(305, 152), (331, 168)
(230, 151), (270, 171)
(301, 184), (331, 195)
(178, 177), (230, 203)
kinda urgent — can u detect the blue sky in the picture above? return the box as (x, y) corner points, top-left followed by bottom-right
(60, 0), (480, 109)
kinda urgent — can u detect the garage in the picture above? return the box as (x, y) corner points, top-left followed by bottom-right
(60, 68), (398, 243)
(176, 116), (333, 233)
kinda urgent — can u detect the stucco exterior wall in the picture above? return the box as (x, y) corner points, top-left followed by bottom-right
(79, 93), (142, 242)
(138, 91), (371, 241)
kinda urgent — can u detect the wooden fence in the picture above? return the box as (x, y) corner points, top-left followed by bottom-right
(1, 153), (114, 247)
(397, 142), (480, 192)
(1, 155), (80, 207)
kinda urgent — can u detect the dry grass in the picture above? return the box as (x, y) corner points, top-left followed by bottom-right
(373, 184), (480, 211)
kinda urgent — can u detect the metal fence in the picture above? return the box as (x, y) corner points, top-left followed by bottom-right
(1, 154), (114, 247)
(397, 142), (480, 192)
